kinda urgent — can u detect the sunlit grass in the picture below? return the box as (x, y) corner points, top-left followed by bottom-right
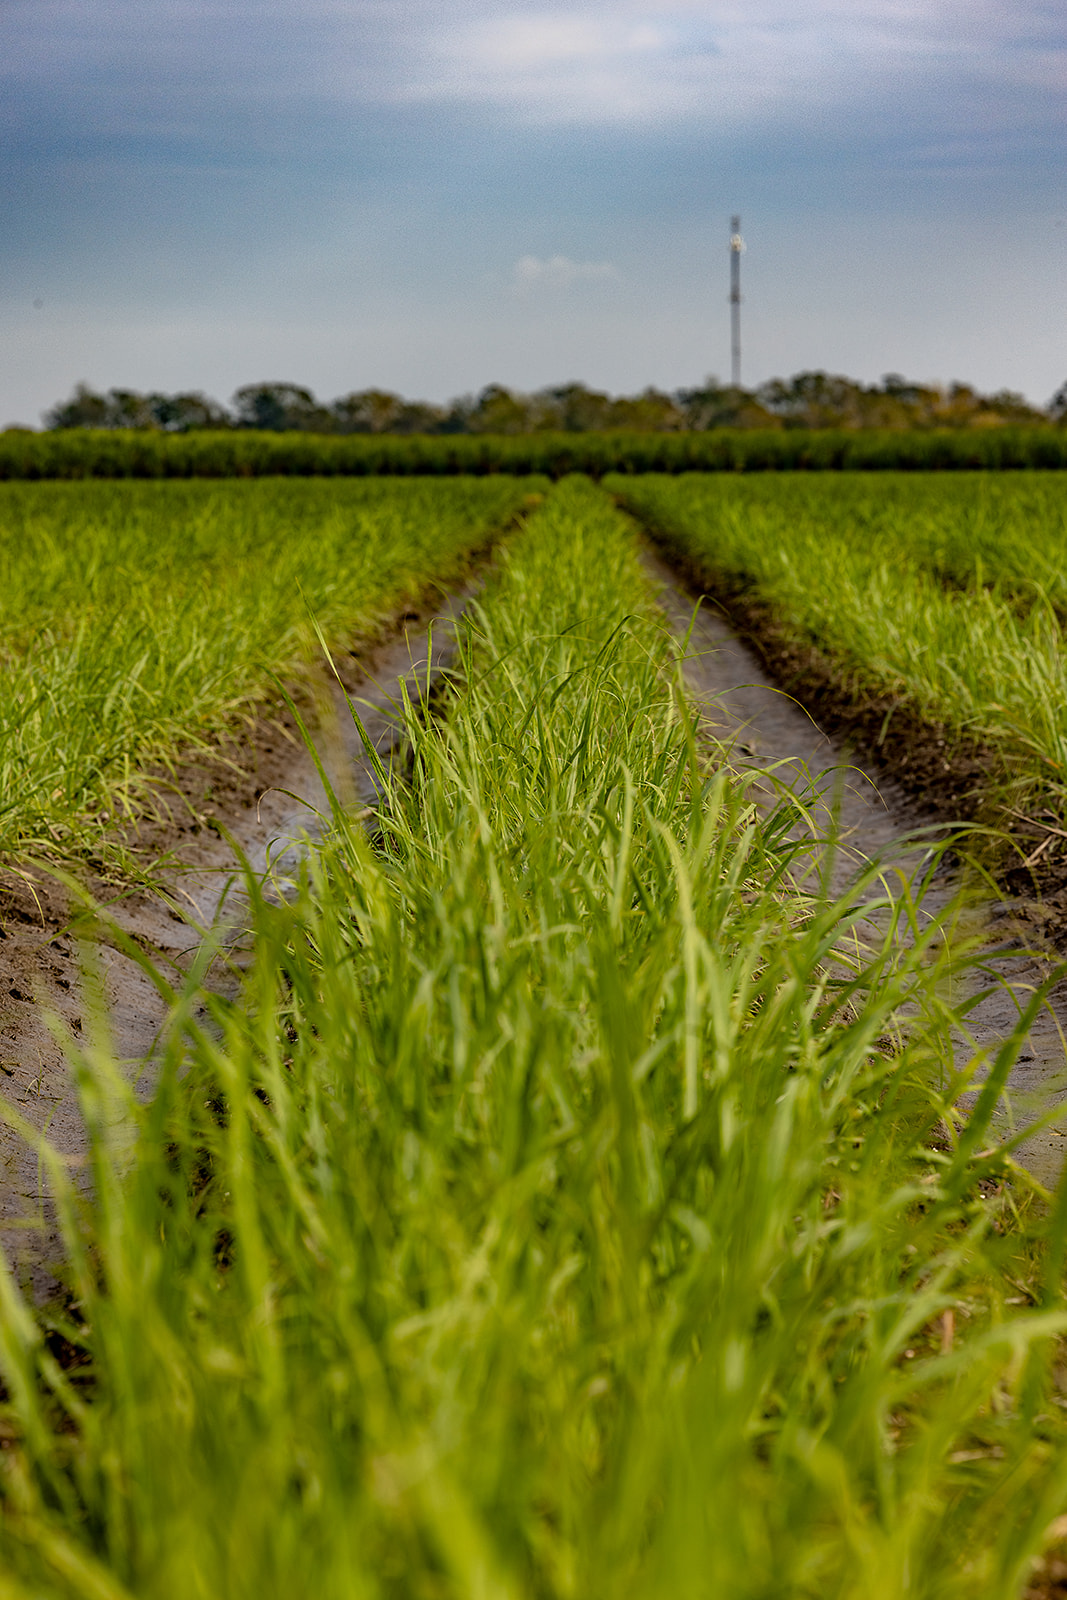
(610, 471), (1067, 825)
(0, 476), (535, 861)
(2, 480), (1066, 1598)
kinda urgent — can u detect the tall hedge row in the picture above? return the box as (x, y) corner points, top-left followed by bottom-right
(4, 426), (1067, 479)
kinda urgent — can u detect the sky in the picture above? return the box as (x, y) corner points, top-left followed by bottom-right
(2, 0), (1066, 424)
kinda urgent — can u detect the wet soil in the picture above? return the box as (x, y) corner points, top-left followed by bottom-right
(0, 585), (475, 1295)
(645, 550), (1067, 1191)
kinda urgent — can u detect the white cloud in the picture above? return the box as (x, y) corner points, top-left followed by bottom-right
(393, 1), (1067, 129)
(469, 17), (612, 71)
(4, 1), (1064, 136)
(510, 254), (620, 291)
(405, 9), (704, 124)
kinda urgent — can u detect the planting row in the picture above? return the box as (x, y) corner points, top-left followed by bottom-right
(2, 479), (1065, 1598)
(0, 477), (535, 860)
(5, 470), (1067, 869)
(612, 471), (1067, 841)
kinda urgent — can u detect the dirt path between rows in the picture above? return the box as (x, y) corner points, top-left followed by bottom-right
(646, 549), (1067, 1189)
(0, 587), (475, 1295)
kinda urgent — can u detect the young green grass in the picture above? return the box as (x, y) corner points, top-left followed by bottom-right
(2, 478), (1066, 1599)
(609, 471), (1067, 832)
(610, 471), (1067, 605)
(0, 475), (535, 862)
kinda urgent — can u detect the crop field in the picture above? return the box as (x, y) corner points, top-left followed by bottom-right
(5, 424), (1067, 483)
(0, 476), (533, 859)
(613, 471), (1067, 859)
(4, 473), (1067, 1598)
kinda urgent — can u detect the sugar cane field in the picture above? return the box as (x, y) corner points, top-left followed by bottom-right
(4, 470), (1067, 1598)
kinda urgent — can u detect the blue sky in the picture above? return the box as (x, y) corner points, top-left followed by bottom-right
(2, 0), (1066, 423)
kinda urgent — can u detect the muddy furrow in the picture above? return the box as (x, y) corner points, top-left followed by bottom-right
(645, 549), (1067, 1189)
(0, 587), (476, 1294)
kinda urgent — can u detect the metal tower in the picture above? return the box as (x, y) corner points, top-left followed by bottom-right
(729, 216), (745, 388)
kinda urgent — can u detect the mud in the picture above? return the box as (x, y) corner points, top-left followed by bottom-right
(645, 550), (1067, 1191)
(0, 588), (474, 1295)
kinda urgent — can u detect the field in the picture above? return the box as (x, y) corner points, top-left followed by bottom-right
(3, 472), (1067, 1598)
(4, 424), (1067, 481)
(610, 473), (1067, 874)
(0, 477), (534, 859)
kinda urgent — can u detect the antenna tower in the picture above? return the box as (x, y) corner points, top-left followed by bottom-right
(729, 216), (745, 388)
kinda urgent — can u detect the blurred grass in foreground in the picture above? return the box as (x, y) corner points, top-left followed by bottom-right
(0, 476), (533, 861)
(2, 480), (1067, 1598)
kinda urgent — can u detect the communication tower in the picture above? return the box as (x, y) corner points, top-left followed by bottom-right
(729, 216), (745, 388)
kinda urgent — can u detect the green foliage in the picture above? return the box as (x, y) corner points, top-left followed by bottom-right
(753, 372), (1045, 431)
(4, 426), (1067, 481)
(610, 471), (1067, 830)
(43, 384), (229, 433)
(35, 371), (1052, 442)
(0, 476), (532, 860)
(2, 480), (1066, 1598)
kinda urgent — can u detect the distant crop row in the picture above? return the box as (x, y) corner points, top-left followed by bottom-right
(611, 470), (1067, 837)
(0, 476), (533, 859)
(5, 424), (1067, 479)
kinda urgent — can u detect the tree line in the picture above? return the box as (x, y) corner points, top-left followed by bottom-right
(39, 373), (1067, 435)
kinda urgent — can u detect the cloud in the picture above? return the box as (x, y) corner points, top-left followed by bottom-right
(3, 0), (1065, 145)
(398, 1), (1067, 130)
(510, 254), (620, 292)
(406, 9), (714, 125)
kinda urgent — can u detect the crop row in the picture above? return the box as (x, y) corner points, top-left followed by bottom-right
(0, 477), (534, 860)
(5, 424), (1067, 480)
(611, 471), (1067, 839)
(2, 479), (1065, 1598)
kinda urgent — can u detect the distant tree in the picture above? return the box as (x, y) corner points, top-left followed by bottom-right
(390, 401), (448, 435)
(972, 387), (1044, 426)
(148, 391), (230, 431)
(438, 395), (476, 434)
(231, 383), (334, 432)
(331, 389), (407, 434)
(44, 383), (116, 429)
(675, 381), (778, 431)
(606, 388), (685, 431)
(926, 382), (1044, 429)
(879, 373), (928, 406)
(465, 385), (554, 435)
(448, 384), (685, 435)
(44, 383), (231, 431)
(546, 384), (616, 432)
(42, 371), (1056, 438)
(754, 372), (1048, 432)
(860, 375), (939, 429)
(756, 372), (875, 430)
(1050, 382), (1067, 422)
(105, 389), (156, 428)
